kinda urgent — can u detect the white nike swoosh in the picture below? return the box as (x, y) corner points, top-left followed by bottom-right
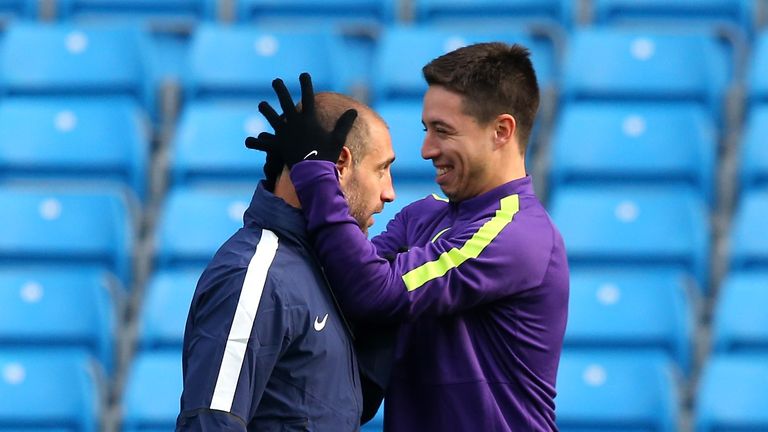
(304, 150), (318, 160)
(314, 313), (329, 331)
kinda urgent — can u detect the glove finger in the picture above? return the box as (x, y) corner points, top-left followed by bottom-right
(272, 78), (297, 118)
(258, 101), (283, 132)
(299, 72), (315, 118)
(244, 132), (277, 152)
(331, 109), (359, 146)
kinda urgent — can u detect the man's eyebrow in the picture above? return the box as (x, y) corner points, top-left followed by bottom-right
(378, 156), (395, 169)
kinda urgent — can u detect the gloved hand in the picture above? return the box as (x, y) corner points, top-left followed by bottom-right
(244, 72), (357, 168)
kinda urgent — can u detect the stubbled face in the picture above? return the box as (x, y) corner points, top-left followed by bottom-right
(421, 85), (499, 202)
(340, 117), (396, 236)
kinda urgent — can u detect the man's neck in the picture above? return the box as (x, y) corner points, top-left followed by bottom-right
(273, 168), (301, 209)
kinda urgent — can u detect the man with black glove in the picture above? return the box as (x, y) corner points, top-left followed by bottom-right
(251, 42), (569, 432)
(176, 75), (397, 431)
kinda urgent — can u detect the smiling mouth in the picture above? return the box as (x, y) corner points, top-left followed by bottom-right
(436, 166), (452, 176)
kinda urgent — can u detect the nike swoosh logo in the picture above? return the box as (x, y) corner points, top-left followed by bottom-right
(314, 313), (329, 331)
(304, 150), (318, 160)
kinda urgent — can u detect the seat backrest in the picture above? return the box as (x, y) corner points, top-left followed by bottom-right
(712, 271), (768, 354)
(740, 105), (768, 193)
(729, 189), (768, 272)
(0, 97), (149, 200)
(375, 100), (433, 181)
(236, 0), (397, 26)
(749, 31), (768, 105)
(412, 0), (572, 27)
(138, 268), (201, 351)
(591, 0), (753, 30)
(122, 350), (182, 432)
(0, 186), (135, 285)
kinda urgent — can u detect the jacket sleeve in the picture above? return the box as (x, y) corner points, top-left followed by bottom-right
(290, 161), (547, 322)
(179, 267), (289, 427)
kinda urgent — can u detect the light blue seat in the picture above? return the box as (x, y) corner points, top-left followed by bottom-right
(549, 186), (710, 292)
(695, 354), (768, 432)
(155, 186), (252, 269)
(371, 25), (554, 103)
(712, 271), (768, 354)
(591, 0), (754, 32)
(749, 31), (768, 105)
(565, 269), (694, 374)
(741, 105), (768, 193)
(0, 23), (153, 110)
(550, 102), (717, 205)
(185, 24), (348, 102)
(122, 350), (182, 432)
(562, 29), (730, 123)
(0, 98), (150, 200)
(369, 181), (441, 238)
(57, 0), (214, 27)
(235, 0), (396, 26)
(729, 188), (768, 272)
(138, 268), (201, 351)
(0, 0), (36, 21)
(170, 101), (267, 187)
(556, 351), (679, 432)
(375, 100), (432, 181)
(0, 350), (103, 432)
(0, 268), (117, 374)
(412, 0), (573, 27)
(0, 186), (135, 286)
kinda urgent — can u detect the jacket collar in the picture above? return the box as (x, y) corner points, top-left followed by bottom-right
(243, 181), (310, 247)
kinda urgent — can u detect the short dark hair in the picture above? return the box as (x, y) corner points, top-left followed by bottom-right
(422, 42), (540, 154)
(313, 92), (378, 165)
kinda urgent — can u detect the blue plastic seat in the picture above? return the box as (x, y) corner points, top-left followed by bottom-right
(712, 271), (768, 354)
(0, 0), (36, 21)
(369, 180), (441, 238)
(0, 268), (117, 374)
(556, 351), (679, 431)
(57, 0), (213, 27)
(565, 269), (694, 374)
(549, 186), (710, 292)
(695, 354), (768, 432)
(371, 25), (554, 103)
(0, 350), (102, 432)
(750, 31), (768, 105)
(412, 0), (573, 27)
(185, 24), (348, 102)
(122, 350), (182, 432)
(0, 98), (149, 200)
(374, 100), (432, 181)
(549, 102), (717, 205)
(0, 186), (135, 285)
(138, 268), (201, 351)
(235, 0), (396, 26)
(0, 23), (153, 110)
(729, 189), (768, 272)
(170, 101), (267, 187)
(740, 105), (768, 193)
(591, 0), (754, 32)
(562, 29), (730, 123)
(155, 186), (252, 269)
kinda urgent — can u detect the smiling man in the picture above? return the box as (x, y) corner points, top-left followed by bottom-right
(253, 42), (570, 431)
(176, 91), (395, 431)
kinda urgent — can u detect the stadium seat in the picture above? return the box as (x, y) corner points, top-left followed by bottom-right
(750, 30), (768, 104)
(695, 354), (768, 432)
(138, 268), (201, 351)
(374, 100), (432, 181)
(0, 98), (150, 200)
(712, 271), (768, 354)
(235, 0), (397, 26)
(740, 105), (768, 193)
(412, 0), (573, 27)
(122, 350), (182, 432)
(0, 0), (36, 22)
(591, 0), (754, 32)
(565, 269), (695, 374)
(549, 102), (717, 205)
(0, 23), (153, 110)
(556, 351), (680, 431)
(549, 186), (710, 292)
(0, 350), (103, 432)
(169, 101), (267, 187)
(562, 29), (730, 123)
(154, 186), (252, 269)
(729, 188), (768, 271)
(0, 186), (136, 285)
(56, 0), (214, 28)
(0, 268), (118, 374)
(371, 25), (554, 103)
(369, 180), (441, 238)
(185, 24), (349, 102)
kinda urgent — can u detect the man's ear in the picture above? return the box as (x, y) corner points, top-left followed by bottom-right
(336, 146), (353, 178)
(494, 114), (516, 149)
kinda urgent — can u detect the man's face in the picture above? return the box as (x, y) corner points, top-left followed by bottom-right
(340, 117), (396, 236)
(421, 85), (498, 202)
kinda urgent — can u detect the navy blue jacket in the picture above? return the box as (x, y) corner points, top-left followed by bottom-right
(177, 182), (364, 431)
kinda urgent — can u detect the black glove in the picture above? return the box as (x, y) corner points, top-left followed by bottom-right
(244, 72), (358, 168)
